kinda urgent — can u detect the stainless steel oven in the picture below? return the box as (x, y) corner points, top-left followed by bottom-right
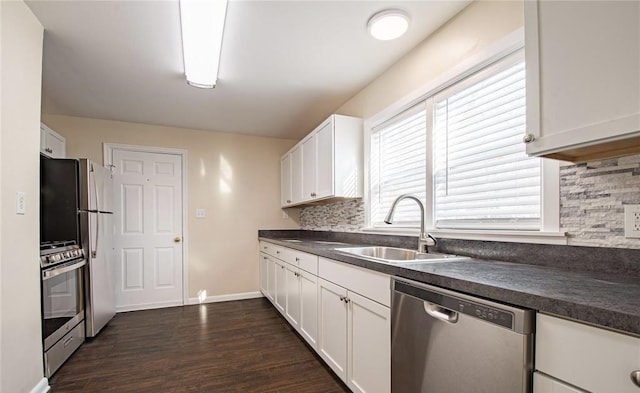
(41, 242), (86, 377)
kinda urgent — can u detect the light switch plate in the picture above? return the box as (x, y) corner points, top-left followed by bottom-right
(624, 204), (640, 238)
(195, 208), (206, 218)
(16, 192), (25, 215)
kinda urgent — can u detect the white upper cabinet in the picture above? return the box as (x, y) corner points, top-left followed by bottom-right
(281, 114), (363, 207)
(524, 0), (640, 162)
(280, 154), (292, 206)
(291, 145), (303, 204)
(40, 123), (66, 158)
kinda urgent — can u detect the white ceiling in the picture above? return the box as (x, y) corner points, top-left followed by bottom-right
(27, 0), (469, 140)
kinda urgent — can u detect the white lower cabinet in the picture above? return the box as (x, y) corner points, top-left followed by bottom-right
(274, 260), (286, 313)
(347, 291), (390, 393)
(259, 253), (275, 301)
(534, 373), (585, 393)
(535, 313), (640, 393)
(284, 264), (301, 330)
(318, 277), (391, 393)
(259, 254), (268, 295)
(299, 269), (318, 348)
(259, 241), (390, 393)
(318, 278), (349, 380)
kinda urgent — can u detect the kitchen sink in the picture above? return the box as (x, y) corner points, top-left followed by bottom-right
(281, 239), (346, 245)
(334, 246), (468, 264)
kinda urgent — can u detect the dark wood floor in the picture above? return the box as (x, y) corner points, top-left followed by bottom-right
(50, 298), (350, 392)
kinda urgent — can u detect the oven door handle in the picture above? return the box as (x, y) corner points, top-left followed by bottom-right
(42, 260), (87, 280)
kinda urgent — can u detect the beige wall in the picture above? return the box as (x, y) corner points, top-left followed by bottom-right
(337, 1), (523, 119)
(1, 1), (46, 392)
(42, 114), (299, 299)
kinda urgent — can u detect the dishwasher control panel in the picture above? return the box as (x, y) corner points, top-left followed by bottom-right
(453, 299), (514, 329)
(394, 280), (515, 330)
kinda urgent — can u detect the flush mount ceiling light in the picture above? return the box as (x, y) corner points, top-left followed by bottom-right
(179, 0), (228, 89)
(367, 9), (410, 41)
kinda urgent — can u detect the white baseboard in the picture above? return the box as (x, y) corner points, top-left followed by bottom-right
(30, 378), (50, 393)
(187, 291), (263, 305)
(116, 300), (184, 313)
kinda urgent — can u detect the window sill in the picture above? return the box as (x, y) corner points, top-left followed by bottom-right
(361, 227), (568, 245)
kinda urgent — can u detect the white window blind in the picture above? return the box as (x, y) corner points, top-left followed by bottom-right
(370, 104), (427, 226)
(432, 52), (540, 230)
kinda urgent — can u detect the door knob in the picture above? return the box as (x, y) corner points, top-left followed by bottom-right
(174, 236), (182, 243)
(631, 370), (640, 388)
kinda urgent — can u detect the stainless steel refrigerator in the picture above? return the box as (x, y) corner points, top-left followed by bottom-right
(78, 159), (116, 337)
(41, 158), (115, 338)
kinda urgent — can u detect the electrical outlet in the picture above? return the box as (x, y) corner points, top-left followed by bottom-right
(195, 209), (206, 218)
(624, 205), (640, 238)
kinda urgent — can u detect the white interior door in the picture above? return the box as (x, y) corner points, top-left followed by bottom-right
(112, 148), (184, 311)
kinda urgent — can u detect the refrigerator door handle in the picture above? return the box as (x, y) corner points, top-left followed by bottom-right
(92, 165), (100, 259)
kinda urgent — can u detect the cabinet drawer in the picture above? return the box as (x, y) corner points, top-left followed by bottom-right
(259, 241), (286, 259)
(283, 249), (318, 275)
(536, 314), (640, 393)
(318, 257), (390, 307)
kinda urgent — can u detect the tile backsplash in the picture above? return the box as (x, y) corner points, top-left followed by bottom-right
(300, 154), (640, 249)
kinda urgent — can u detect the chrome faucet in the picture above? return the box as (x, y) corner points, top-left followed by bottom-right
(384, 194), (437, 253)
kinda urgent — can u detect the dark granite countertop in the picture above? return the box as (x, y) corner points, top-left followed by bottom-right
(258, 234), (640, 336)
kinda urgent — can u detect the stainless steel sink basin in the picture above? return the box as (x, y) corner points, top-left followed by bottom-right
(334, 246), (468, 264)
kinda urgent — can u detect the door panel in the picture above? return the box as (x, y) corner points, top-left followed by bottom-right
(112, 149), (183, 311)
(318, 278), (348, 381)
(302, 136), (316, 200)
(291, 146), (303, 203)
(275, 260), (286, 313)
(285, 265), (301, 329)
(315, 122), (334, 198)
(348, 291), (390, 393)
(300, 270), (318, 348)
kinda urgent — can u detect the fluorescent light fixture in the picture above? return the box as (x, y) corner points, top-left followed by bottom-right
(179, 0), (228, 89)
(367, 9), (410, 41)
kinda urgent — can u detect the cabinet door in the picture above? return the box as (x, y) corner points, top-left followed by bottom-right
(536, 313), (640, 393)
(534, 372), (586, 393)
(41, 125), (66, 158)
(291, 145), (304, 203)
(266, 256), (275, 302)
(525, 0), (640, 159)
(274, 260), (286, 313)
(259, 254), (268, 297)
(284, 265), (301, 330)
(299, 269), (318, 349)
(347, 291), (390, 393)
(302, 135), (317, 200)
(318, 278), (348, 382)
(315, 121), (334, 199)
(280, 154), (292, 206)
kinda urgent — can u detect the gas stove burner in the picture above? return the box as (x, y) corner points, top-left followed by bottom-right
(40, 240), (76, 251)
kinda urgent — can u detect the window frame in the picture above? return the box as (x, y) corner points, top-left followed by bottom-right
(363, 29), (565, 245)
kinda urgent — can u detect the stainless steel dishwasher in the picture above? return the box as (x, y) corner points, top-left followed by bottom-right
(391, 277), (534, 393)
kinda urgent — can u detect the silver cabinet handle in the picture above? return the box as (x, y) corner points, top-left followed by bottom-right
(631, 370), (640, 388)
(423, 302), (458, 323)
(263, 257), (267, 260)
(523, 133), (535, 143)
(286, 199), (291, 203)
(344, 297), (350, 304)
(310, 192), (317, 197)
(276, 250), (280, 254)
(63, 335), (74, 347)
(295, 257), (300, 262)
(339, 296), (345, 302)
